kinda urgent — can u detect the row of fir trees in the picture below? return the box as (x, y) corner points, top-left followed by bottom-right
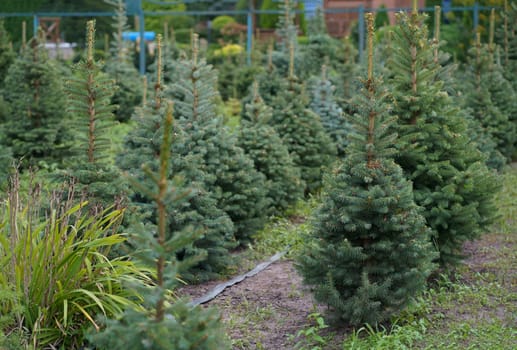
(0, 0), (515, 347)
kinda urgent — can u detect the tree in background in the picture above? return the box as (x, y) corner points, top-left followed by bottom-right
(462, 30), (515, 161)
(103, 0), (142, 123)
(64, 20), (125, 211)
(388, 5), (499, 266)
(309, 65), (352, 157)
(269, 44), (336, 194)
(0, 20), (14, 85)
(238, 82), (305, 215)
(298, 14), (435, 325)
(0, 33), (73, 170)
(118, 36), (236, 281)
(169, 35), (269, 243)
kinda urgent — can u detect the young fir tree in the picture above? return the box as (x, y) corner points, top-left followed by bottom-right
(118, 36), (236, 281)
(64, 21), (125, 211)
(237, 82), (304, 215)
(498, 0), (517, 91)
(0, 33), (73, 169)
(0, 20), (14, 85)
(104, 0), (142, 123)
(462, 31), (515, 162)
(269, 44), (336, 194)
(430, 8), (505, 171)
(88, 101), (228, 350)
(309, 65), (352, 157)
(388, 4), (499, 266)
(298, 14), (435, 326)
(169, 35), (269, 243)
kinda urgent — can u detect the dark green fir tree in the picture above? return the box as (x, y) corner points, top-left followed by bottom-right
(498, 0), (517, 91)
(88, 101), (229, 350)
(269, 44), (336, 194)
(169, 34), (269, 243)
(309, 65), (352, 157)
(0, 32), (73, 169)
(64, 20), (126, 211)
(388, 3), (499, 266)
(104, 0), (142, 122)
(0, 19), (14, 85)
(462, 11), (516, 161)
(297, 14), (435, 326)
(118, 36), (236, 281)
(238, 82), (304, 215)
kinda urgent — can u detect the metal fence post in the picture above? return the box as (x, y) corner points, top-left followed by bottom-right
(473, 1), (479, 33)
(33, 14), (39, 37)
(358, 5), (365, 63)
(137, 0), (145, 75)
(247, 5), (252, 65)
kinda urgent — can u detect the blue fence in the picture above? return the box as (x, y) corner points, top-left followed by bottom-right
(0, 2), (498, 74)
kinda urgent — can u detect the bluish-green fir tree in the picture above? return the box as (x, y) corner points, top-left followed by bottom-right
(309, 65), (352, 157)
(118, 36), (236, 281)
(0, 33), (73, 170)
(388, 6), (499, 266)
(269, 44), (336, 194)
(298, 14), (436, 326)
(64, 20), (126, 211)
(238, 82), (304, 215)
(88, 100), (229, 350)
(104, 0), (142, 122)
(169, 34), (269, 243)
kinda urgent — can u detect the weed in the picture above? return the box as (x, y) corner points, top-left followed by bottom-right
(290, 312), (332, 350)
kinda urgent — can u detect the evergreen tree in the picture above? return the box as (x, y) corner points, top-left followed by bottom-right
(462, 31), (515, 161)
(270, 44), (336, 194)
(298, 14), (435, 326)
(238, 82), (304, 215)
(118, 37), (236, 281)
(0, 33), (73, 169)
(498, 0), (517, 91)
(88, 101), (228, 350)
(64, 20), (125, 211)
(104, 0), (142, 122)
(388, 6), (499, 266)
(309, 65), (352, 157)
(0, 20), (14, 85)
(169, 35), (269, 243)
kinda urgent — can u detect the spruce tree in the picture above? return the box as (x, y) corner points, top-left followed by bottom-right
(309, 65), (352, 157)
(63, 21), (125, 211)
(462, 32), (515, 161)
(269, 44), (336, 194)
(88, 101), (228, 350)
(388, 5), (499, 266)
(237, 82), (304, 214)
(118, 36), (236, 281)
(104, 0), (142, 123)
(297, 14), (435, 326)
(0, 33), (73, 169)
(169, 35), (269, 243)
(0, 20), (14, 85)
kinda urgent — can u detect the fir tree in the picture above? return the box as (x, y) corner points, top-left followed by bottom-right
(0, 20), (14, 85)
(309, 65), (352, 157)
(64, 20), (125, 211)
(118, 36), (236, 281)
(238, 82), (304, 214)
(388, 5), (499, 266)
(104, 0), (142, 122)
(498, 0), (517, 91)
(269, 44), (336, 194)
(88, 101), (228, 350)
(298, 14), (435, 326)
(169, 34), (269, 243)
(0, 32), (73, 169)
